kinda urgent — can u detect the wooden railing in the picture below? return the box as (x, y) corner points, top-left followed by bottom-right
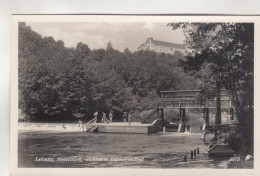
(141, 98), (161, 123)
(87, 117), (97, 124)
(158, 90), (232, 109)
(157, 99), (231, 109)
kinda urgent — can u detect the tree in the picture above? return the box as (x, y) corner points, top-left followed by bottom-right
(168, 22), (254, 153)
(19, 23), (94, 121)
(19, 23), (199, 123)
(67, 42), (93, 119)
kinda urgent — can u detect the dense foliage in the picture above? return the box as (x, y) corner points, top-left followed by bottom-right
(18, 22), (198, 122)
(168, 22), (254, 154)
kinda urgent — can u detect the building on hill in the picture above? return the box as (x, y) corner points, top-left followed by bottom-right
(138, 37), (186, 55)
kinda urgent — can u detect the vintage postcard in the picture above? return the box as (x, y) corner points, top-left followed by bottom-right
(10, 15), (260, 176)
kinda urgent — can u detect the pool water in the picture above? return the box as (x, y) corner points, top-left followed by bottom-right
(18, 131), (229, 168)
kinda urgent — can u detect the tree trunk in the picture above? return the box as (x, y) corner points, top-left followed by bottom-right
(215, 83), (222, 126)
(228, 81), (254, 154)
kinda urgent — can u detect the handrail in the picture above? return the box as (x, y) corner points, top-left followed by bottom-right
(159, 90), (201, 93)
(142, 109), (157, 123)
(144, 98), (160, 111)
(87, 117), (97, 124)
(86, 126), (98, 132)
(141, 98), (160, 120)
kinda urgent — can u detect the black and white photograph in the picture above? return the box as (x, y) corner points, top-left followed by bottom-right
(10, 15), (259, 175)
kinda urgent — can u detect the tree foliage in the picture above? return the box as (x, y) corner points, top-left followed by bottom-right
(18, 22), (199, 122)
(168, 22), (254, 153)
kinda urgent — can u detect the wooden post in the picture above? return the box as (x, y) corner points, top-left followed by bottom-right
(178, 108), (185, 133)
(205, 108), (209, 129)
(183, 108), (186, 132)
(177, 103), (182, 132)
(230, 108), (234, 120)
(194, 149), (196, 156)
(197, 147), (199, 154)
(191, 151), (193, 159)
(161, 109), (165, 127)
(178, 108), (186, 133)
(161, 109), (164, 120)
(184, 154), (187, 162)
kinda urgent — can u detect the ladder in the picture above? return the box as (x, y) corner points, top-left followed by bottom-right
(85, 117), (98, 132)
(86, 126), (98, 132)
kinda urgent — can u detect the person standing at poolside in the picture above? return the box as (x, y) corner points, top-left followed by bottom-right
(128, 113), (132, 125)
(123, 112), (127, 123)
(78, 118), (82, 127)
(102, 112), (107, 123)
(109, 112), (113, 122)
(94, 111), (98, 123)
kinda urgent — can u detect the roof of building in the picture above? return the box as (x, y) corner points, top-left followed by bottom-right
(138, 43), (147, 48)
(148, 37), (185, 49)
(153, 40), (185, 49)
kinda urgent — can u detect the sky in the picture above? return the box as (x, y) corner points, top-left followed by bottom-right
(27, 22), (186, 52)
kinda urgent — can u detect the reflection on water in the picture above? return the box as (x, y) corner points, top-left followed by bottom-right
(18, 131), (228, 168)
